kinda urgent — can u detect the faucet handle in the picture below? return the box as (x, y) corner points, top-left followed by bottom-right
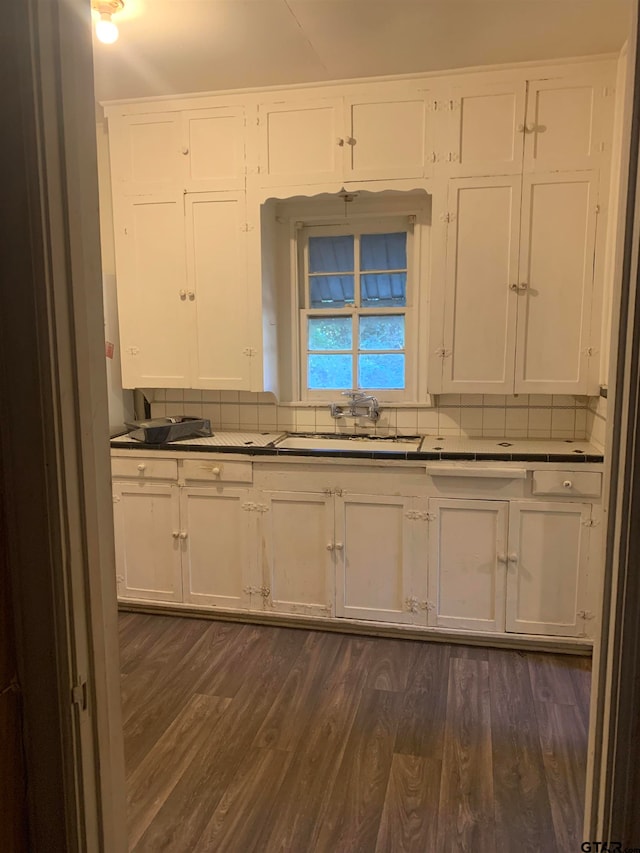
(341, 390), (362, 401)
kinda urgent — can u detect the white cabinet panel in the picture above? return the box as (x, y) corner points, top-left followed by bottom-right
(108, 113), (182, 195)
(185, 193), (251, 389)
(181, 487), (254, 609)
(441, 177), (520, 393)
(258, 99), (344, 186)
(428, 498), (508, 632)
(515, 172), (597, 393)
(345, 95), (429, 181)
(448, 82), (526, 176)
(335, 493), (424, 625)
(113, 482), (182, 602)
(259, 491), (334, 617)
(182, 108), (245, 191)
(114, 194), (191, 388)
(506, 501), (591, 636)
(523, 78), (605, 172)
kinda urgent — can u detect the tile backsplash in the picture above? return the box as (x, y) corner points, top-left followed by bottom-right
(147, 391), (604, 443)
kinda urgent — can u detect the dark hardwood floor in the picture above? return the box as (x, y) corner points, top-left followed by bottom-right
(118, 612), (591, 853)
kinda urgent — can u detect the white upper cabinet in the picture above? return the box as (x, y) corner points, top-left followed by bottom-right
(514, 172), (598, 394)
(523, 77), (609, 173)
(440, 176), (521, 394)
(446, 81), (526, 176)
(258, 91), (431, 186)
(108, 107), (246, 195)
(185, 192), (251, 390)
(444, 69), (612, 177)
(344, 94), (430, 181)
(114, 193), (191, 388)
(182, 107), (246, 191)
(258, 98), (344, 186)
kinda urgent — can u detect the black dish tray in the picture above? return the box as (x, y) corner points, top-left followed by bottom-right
(125, 416), (212, 444)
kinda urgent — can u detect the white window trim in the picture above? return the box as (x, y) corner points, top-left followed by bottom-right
(292, 214), (420, 403)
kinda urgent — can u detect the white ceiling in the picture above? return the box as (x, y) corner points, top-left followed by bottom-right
(92, 0), (633, 103)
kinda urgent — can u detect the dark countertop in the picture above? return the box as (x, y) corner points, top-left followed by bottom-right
(110, 431), (604, 464)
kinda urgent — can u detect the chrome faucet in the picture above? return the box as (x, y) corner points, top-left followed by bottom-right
(330, 391), (380, 422)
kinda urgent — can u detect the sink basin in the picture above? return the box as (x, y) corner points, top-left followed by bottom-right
(275, 434), (422, 453)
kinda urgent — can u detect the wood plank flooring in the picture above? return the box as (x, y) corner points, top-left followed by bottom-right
(119, 612), (591, 853)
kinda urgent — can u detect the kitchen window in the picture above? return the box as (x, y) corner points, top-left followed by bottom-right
(297, 217), (416, 402)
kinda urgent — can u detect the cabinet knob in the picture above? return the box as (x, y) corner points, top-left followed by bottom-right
(188, 290), (195, 300)
(179, 290), (187, 300)
(172, 531), (180, 539)
(509, 283), (518, 291)
(508, 553), (518, 563)
(334, 542), (344, 550)
(336, 137), (345, 146)
(211, 467), (221, 476)
(346, 137), (356, 146)
(497, 553), (507, 563)
(137, 463), (146, 472)
(563, 479), (573, 489)
(326, 543), (334, 551)
(179, 531), (188, 540)
(517, 123), (526, 133)
(181, 147), (189, 155)
(518, 282), (529, 290)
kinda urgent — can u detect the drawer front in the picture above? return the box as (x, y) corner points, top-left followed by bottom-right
(532, 470), (601, 498)
(111, 456), (178, 481)
(181, 458), (252, 484)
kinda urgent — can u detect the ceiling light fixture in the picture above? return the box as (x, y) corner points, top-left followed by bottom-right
(92, 0), (124, 44)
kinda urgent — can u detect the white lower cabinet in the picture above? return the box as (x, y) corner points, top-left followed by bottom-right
(113, 481), (183, 603)
(256, 488), (427, 624)
(335, 492), (427, 625)
(428, 497), (594, 638)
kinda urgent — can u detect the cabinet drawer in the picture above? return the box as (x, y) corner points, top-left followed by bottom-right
(532, 470), (601, 498)
(111, 457), (178, 481)
(181, 458), (252, 484)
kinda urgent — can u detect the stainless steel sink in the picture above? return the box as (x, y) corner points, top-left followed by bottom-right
(274, 434), (422, 452)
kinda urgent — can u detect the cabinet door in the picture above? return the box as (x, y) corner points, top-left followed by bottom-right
(112, 482), (182, 602)
(345, 94), (429, 181)
(447, 81), (526, 176)
(427, 498), (508, 632)
(259, 491), (334, 617)
(108, 113), (182, 195)
(180, 487), (256, 610)
(182, 107), (245, 192)
(335, 493), (424, 625)
(523, 76), (608, 173)
(514, 172), (598, 394)
(114, 194), (191, 388)
(258, 98), (344, 186)
(506, 501), (591, 637)
(185, 193), (251, 390)
(441, 176), (521, 394)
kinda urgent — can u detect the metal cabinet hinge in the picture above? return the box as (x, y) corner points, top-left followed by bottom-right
(582, 346), (594, 357)
(126, 346), (140, 356)
(577, 609), (595, 620)
(242, 502), (268, 512)
(439, 212), (455, 223)
(241, 223), (254, 232)
(243, 347), (257, 357)
(582, 517), (598, 528)
(405, 510), (432, 521)
(71, 678), (88, 712)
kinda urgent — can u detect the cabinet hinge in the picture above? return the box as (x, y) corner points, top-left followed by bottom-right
(595, 203), (601, 214)
(242, 502), (268, 513)
(241, 222), (254, 232)
(446, 152), (459, 163)
(435, 348), (452, 359)
(71, 678), (88, 712)
(582, 346), (594, 357)
(439, 212), (455, 223)
(405, 510), (432, 521)
(126, 346), (140, 356)
(243, 347), (257, 357)
(582, 517), (598, 528)
(577, 609), (595, 620)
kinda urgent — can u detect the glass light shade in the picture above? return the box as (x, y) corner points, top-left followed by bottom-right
(96, 14), (118, 44)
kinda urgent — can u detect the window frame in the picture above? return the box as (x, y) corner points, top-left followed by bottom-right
(295, 215), (418, 403)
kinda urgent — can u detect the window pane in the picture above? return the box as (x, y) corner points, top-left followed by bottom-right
(360, 232), (407, 271)
(359, 315), (404, 351)
(308, 316), (352, 350)
(358, 354), (405, 389)
(309, 275), (354, 308)
(308, 354), (352, 389)
(361, 273), (407, 307)
(309, 235), (354, 273)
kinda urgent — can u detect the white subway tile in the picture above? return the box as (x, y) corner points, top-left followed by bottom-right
(183, 390), (202, 403)
(505, 408), (528, 433)
(551, 408), (576, 433)
(528, 408), (552, 431)
(482, 408), (506, 436)
(201, 390), (220, 403)
(220, 391), (239, 403)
